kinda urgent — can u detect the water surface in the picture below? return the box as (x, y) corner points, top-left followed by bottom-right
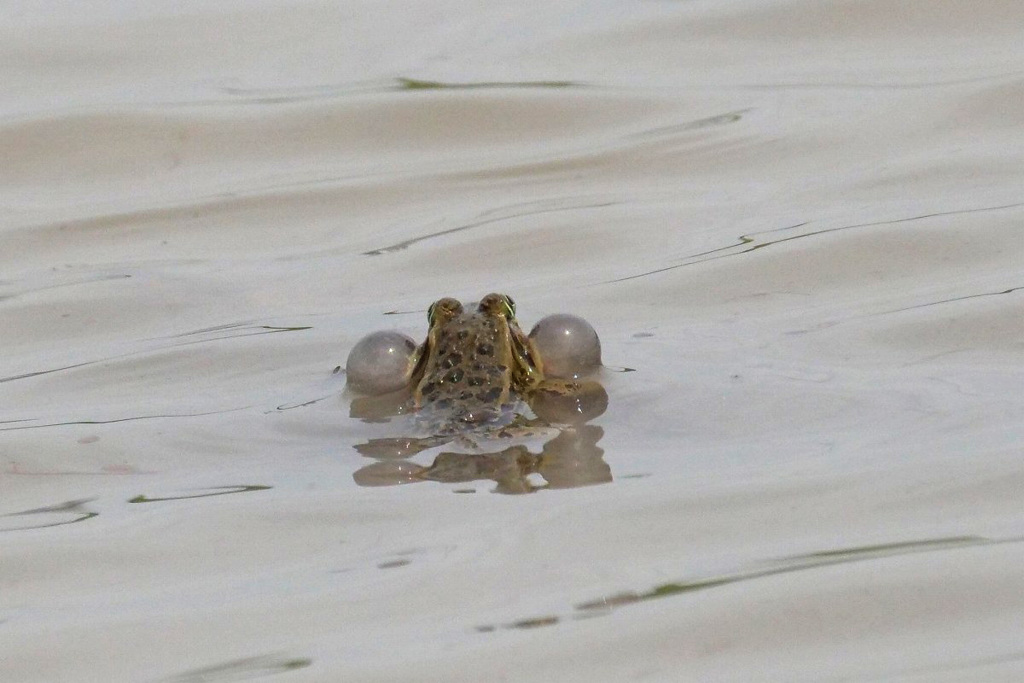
(3, 1), (1024, 680)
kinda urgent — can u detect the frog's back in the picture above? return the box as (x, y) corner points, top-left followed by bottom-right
(415, 312), (517, 430)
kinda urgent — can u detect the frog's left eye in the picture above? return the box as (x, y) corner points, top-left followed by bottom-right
(428, 297), (464, 325)
(502, 295), (516, 319)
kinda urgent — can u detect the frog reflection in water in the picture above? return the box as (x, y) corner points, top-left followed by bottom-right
(351, 293), (611, 494)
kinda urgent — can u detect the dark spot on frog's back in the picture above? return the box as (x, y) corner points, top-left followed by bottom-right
(441, 353), (463, 369)
(476, 343), (494, 357)
(444, 369), (464, 383)
(477, 387), (503, 403)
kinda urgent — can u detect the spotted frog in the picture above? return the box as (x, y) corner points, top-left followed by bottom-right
(409, 293), (543, 432)
(350, 293), (609, 491)
(352, 293), (605, 456)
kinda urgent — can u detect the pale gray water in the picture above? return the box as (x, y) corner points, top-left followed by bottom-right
(3, 1), (1024, 681)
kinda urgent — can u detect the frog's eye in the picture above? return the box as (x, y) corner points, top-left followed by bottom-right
(501, 295), (516, 319)
(428, 298), (464, 325)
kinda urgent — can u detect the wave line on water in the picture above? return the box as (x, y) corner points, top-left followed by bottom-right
(876, 285), (1024, 316)
(0, 407), (251, 432)
(604, 200), (1024, 285)
(363, 196), (618, 255)
(475, 533), (1019, 633)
